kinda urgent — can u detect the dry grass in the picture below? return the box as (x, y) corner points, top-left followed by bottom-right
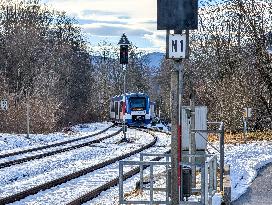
(208, 131), (272, 144)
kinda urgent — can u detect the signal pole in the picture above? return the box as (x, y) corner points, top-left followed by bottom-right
(118, 33), (130, 141)
(170, 62), (180, 204)
(157, 1), (198, 203)
(169, 29), (185, 204)
(123, 64), (127, 140)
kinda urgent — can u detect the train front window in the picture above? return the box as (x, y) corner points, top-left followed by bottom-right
(129, 97), (146, 111)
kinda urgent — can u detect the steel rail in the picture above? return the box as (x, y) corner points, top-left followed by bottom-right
(67, 150), (171, 205)
(0, 127), (121, 169)
(66, 130), (171, 205)
(0, 130), (158, 205)
(0, 125), (114, 159)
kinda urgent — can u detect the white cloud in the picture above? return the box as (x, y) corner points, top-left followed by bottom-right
(44, 0), (156, 22)
(143, 31), (166, 52)
(80, 23), (153, 37)
(42, 0), (162, 52)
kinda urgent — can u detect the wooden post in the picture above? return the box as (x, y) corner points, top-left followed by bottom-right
(171, 66), (180, 205)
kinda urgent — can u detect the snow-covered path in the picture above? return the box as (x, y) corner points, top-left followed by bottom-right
(232, 162), (272, 205)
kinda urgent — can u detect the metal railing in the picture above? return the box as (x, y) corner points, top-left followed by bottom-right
(119, 153), (219, 205)
(204, 155), (217, 205)
(119, 153), (171, 205)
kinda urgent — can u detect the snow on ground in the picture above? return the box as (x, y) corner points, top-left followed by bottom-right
(89, 139), (272, 205)
(0, 127), (120, 188)
(146, 122), (170, 132)
(0, 126), (118, 164)
(1, 124), (272, 205)
(0, 122), (112, 154)
(0, 128), (153, 200)
(10, 130), (165, 205)
(209, 140), (272, 201)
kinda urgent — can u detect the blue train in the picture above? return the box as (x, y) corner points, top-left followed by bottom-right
(110, 93), (156, 126)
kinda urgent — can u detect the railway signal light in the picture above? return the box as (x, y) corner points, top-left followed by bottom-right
(120, 45), (129, 64)
(118, 33), (130, 65)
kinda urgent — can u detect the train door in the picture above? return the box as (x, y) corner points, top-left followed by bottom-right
(120, 101), (123, 120)
(115, 101), (119, 120)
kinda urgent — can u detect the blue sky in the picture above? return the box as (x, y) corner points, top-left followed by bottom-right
(42, 0), (166, 52)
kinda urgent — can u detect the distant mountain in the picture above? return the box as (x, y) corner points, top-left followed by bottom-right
(143, 52), (164, 68)
(90, 52), (165, 68)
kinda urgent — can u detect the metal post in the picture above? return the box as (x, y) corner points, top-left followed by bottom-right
(119, 162), (124, 204)
(170, 27), (184, 203)
(209, 161), (213, 193)
(166, 155), (170, 204)
(201, 165), (205, 204)
(122, 64), (127, 140)
(26, 91), (30, 138)
(177, 61), (183, 202)
(204, 161), (209, 205)
(219, 122), (225, 192)
(140, 154), (144, 190)
(243, 117), (247, 143)
(150, 165), (154, 204)
(214, 157), (217, 191)
(190, 90), (196, 187)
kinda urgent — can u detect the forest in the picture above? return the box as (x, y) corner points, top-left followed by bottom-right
(0, 0), (271, 133)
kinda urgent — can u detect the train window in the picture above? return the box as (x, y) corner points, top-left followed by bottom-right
(129, 97), (146, 111)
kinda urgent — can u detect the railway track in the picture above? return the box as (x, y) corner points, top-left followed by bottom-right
(0, 125), (119, 169)
(68, 150), (171, 205)
(0, 129), (159, 204)
(74, 129), (171, 205)
(0, 125), (114, 159)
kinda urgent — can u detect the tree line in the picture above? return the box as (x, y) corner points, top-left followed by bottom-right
(0, 0), (271, 133)
(0, 0), (152, 133)
(156, 0), (272, 131)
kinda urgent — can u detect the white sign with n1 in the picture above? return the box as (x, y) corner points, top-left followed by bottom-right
(168, 34), (186, 59)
